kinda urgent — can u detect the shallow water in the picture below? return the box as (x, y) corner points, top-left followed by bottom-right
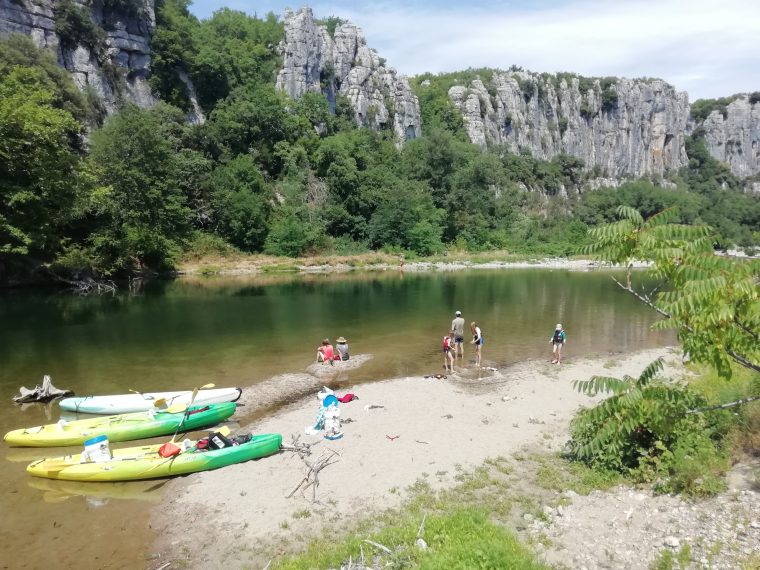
(0, 269), (674, 568)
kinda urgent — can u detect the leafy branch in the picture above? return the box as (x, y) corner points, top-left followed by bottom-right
(584, 205), (760, 379)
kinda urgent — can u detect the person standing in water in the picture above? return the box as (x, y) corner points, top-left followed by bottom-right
(550, 324), (566, 364)
(443, 330), (455, 372)
(451, 310), (465, 361)
(470, 322), (483, 368)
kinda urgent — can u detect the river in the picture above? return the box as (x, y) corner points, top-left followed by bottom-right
(0, 269), (674, 569)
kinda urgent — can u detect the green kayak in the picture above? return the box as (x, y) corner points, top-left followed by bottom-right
(27, 433), (283, 481)
(4, 402), (236, 447)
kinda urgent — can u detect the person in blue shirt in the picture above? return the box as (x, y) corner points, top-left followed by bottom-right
(550, 323), (566, 364)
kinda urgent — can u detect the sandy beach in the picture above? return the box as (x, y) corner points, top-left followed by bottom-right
(151, 346), (683, 568)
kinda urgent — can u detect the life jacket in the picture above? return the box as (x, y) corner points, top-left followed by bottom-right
(443, 336), (451, 349)
(552, 329), (564, 343)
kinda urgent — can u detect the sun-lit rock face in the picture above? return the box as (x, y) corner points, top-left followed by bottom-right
(701, 95), (760, 179)
(276, 7), (422, 146)
(447, 71), (691, 178)
(0, 0), (159, 112)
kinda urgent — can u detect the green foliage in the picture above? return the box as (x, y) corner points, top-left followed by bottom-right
(149, 0), (200, 110)
(207, 156), (272, 251)
(569, 358), (730, 495)
(558, 117), (568, 136)
(411, 69), (496, 137)
(678, 136), (759, 248)
(264, 207), (326, 257)
(586, 205), (759, 377)
(190, 9), (283, 111)
(600, 77), (619, 112)
(650, 545), (692, 570)
(690, 96), (741, 121)
(182, 231), (238, 260)
(54, 0), (105, 52)
(576, 206), (758, 495)
(319, 16), (346, 39)
(101, 0), (143, 17)
(0, 34), (91, 123)
(205, 84), (297, 173)
(368, 180), (444, 255)
(88, 104), (194, 272)
(0, 66), (84, 259)
(275, 508), (547, 570)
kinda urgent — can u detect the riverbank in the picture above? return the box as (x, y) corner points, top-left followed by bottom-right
(150, 346), (704, 569)
(176, 250), (646, 277)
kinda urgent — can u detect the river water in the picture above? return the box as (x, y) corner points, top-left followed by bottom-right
(0, 269), (674, 569)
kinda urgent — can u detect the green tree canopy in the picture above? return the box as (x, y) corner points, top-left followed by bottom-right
(0, 66), (84, 260)
(88, 104), (195, 272)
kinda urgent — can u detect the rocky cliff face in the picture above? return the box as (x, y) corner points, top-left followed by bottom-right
(446, 71), (690, 178)
(276, 7), (421, 146)
(0, 0), (155, 112)
(700, 95), (760, 179)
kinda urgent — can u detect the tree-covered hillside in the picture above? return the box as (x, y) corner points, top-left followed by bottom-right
(1, 3), (758, 283)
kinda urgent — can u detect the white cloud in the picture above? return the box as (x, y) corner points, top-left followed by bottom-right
(190, 0), (760, 99)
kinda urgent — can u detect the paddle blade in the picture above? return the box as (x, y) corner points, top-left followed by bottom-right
(166, 404), (188, 414)
(200, 383), (215, 390)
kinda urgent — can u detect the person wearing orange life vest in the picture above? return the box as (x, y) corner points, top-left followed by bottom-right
(442, 330), (455, 372)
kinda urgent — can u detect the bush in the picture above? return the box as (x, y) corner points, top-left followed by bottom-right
(54, 0), (105, 52)
(690, 96), (740, 121)
(568, 358), (736, 497)
(182, 232), (238, 260)
(264, 209), (327, 257)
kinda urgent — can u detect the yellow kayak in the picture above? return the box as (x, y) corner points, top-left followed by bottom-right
(4, 403), (235, 447)
(26, 433), (282, 481)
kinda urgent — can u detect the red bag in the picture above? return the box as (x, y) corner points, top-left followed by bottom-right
(158, 442), (181, 458)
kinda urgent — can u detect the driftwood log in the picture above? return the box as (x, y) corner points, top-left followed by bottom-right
(13, 375), (73, 404)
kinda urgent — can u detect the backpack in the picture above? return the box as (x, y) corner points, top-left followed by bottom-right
(552, 329), (564, 343)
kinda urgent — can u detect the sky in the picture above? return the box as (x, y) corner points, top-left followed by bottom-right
(187, 0), (760, 100)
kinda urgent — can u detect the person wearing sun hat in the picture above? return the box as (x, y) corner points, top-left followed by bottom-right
(550, 323), (566, 364)
(335, 336), (350, 361)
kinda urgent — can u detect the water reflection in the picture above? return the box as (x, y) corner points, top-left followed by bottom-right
(0, 268), (674, 570)
(28, 478), (167, 505)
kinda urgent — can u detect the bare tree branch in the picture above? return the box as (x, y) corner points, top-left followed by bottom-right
(611, 276), (760, 374)
(686, 396), (760, 414)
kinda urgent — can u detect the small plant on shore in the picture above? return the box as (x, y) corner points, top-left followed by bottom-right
(568, 358), (730, 495)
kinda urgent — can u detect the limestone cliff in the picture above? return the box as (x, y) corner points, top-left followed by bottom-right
(0, 0), (155, 112)
(700, 95), (760, 179)
(446, 71), (690, 178)
(275, 7), (421, 146)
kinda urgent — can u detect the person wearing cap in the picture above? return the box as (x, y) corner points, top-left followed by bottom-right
(550, 324), (566, 364)
(451, 310), (465, 361)
(335, 336), (350, 361)
(317, 338), (335, 366)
